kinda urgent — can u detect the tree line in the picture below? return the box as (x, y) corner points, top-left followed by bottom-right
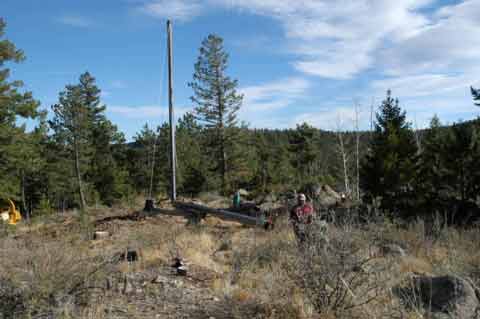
(1, 18), (479, 224)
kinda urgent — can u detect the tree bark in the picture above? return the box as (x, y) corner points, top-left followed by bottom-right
(21, 170), (28, 219)
(74, 137), (87, 210)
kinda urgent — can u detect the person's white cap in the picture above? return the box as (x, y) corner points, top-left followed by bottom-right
(298, 193), (306, 201)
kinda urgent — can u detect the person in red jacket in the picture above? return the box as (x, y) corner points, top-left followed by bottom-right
(290, 193), (314, 243)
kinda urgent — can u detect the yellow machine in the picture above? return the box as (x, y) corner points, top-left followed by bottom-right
(0, 199), (21, 225)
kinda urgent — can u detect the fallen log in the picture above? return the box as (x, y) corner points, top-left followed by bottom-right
(173, 202), (266, 227)
(143, 199), (269, 227)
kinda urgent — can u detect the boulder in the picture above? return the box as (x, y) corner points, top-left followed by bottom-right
(238, 189), (249, 196)
(310, 184), (341, 208)
(394, 275), (480, 319)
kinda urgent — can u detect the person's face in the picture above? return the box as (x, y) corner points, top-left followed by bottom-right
(298, 199), (305, 205)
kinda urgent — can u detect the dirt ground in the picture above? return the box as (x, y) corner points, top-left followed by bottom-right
(0, 203), (272, 318)
(2, 200), (480, 319)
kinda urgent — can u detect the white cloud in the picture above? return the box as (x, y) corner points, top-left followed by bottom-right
(241, 77), (310, 112)
(57, 15), (93, 28)
(138, 0), (203, 21)
(131, 0), (480, 128)
(372, 74), (480, 98)
(293, 105), (371, 131)
(217, 77), (309, 127)
(211, 0), (435, 79)
(379, 1), (480, 77)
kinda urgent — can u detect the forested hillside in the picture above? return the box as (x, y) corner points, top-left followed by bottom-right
(1, 18), (479, 224)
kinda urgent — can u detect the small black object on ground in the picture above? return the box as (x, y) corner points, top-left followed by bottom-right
(171, 257), (188, 276)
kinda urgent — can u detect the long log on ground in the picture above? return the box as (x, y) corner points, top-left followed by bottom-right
(173, 202), (265, 227)
(144, 206), (194, 218)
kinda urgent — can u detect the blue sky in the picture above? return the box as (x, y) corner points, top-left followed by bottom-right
(2, 0), (479, 140)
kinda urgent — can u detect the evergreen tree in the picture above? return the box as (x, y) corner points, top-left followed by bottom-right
(176, 112), (206, 196)
(18, 112), (49, 216)
(416, 116), (447, 213)
(471, 86), (480, 107)
(361, 90), (418, 214)
(89, 119), (128, 206)
(0, 18), (41, 202)
(128, 124), (158, 196)
(49, 72), (113, 209)
(289, 123), (318, 187)
(442, 123), (479, 206)
(253, 133), (273, 194)
(127, 123), (172, 197)
(189, 34), (245, 194)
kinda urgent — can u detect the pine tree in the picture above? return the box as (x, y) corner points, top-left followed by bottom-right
(361, 90), (418, 214)
(416, 115), (447, 213)
(89, 119), (128, 206)
(253, 133), (273, 194)
(189, 34), (245, 194)
(471, 86), (480, 106)
(129, 124), (158, 196)
(289, 123), (318, 188)
(176, 112), (206, 196)
(442, 123), (479, 206)
(18, 112), (49, 217)
(49, 72), (107, 209)
(0, 18), (41, 202)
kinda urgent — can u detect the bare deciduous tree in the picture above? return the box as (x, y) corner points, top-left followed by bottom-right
(336, 113), (351, 196)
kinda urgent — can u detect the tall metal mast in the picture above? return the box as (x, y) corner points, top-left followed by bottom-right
(167, 20), (176, 202)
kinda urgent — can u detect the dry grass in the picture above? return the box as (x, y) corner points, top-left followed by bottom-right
(2, 204), (480, 319)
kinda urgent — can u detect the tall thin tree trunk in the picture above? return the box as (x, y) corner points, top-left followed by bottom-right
(220, 134), (227, 194)
(354, 101), (360, 201)
(74, 137), (87, 210)
(216, 69), (227, 195)
(337, 132), (350, 195)
(21, 170), (28, 219)
(336, 114), (350, 196)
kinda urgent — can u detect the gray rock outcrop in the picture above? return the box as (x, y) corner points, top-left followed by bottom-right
(395, 275), (480, 319)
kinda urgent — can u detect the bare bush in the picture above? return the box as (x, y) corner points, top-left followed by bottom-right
(295, 221), (391, 318)
(0, 237), (113, 318)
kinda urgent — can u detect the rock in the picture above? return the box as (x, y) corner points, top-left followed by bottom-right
(238, 189), (249, 196)
(309, 184), (341, 207)
(93, 231), (109, 240)
(394, 275), (480, 319)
